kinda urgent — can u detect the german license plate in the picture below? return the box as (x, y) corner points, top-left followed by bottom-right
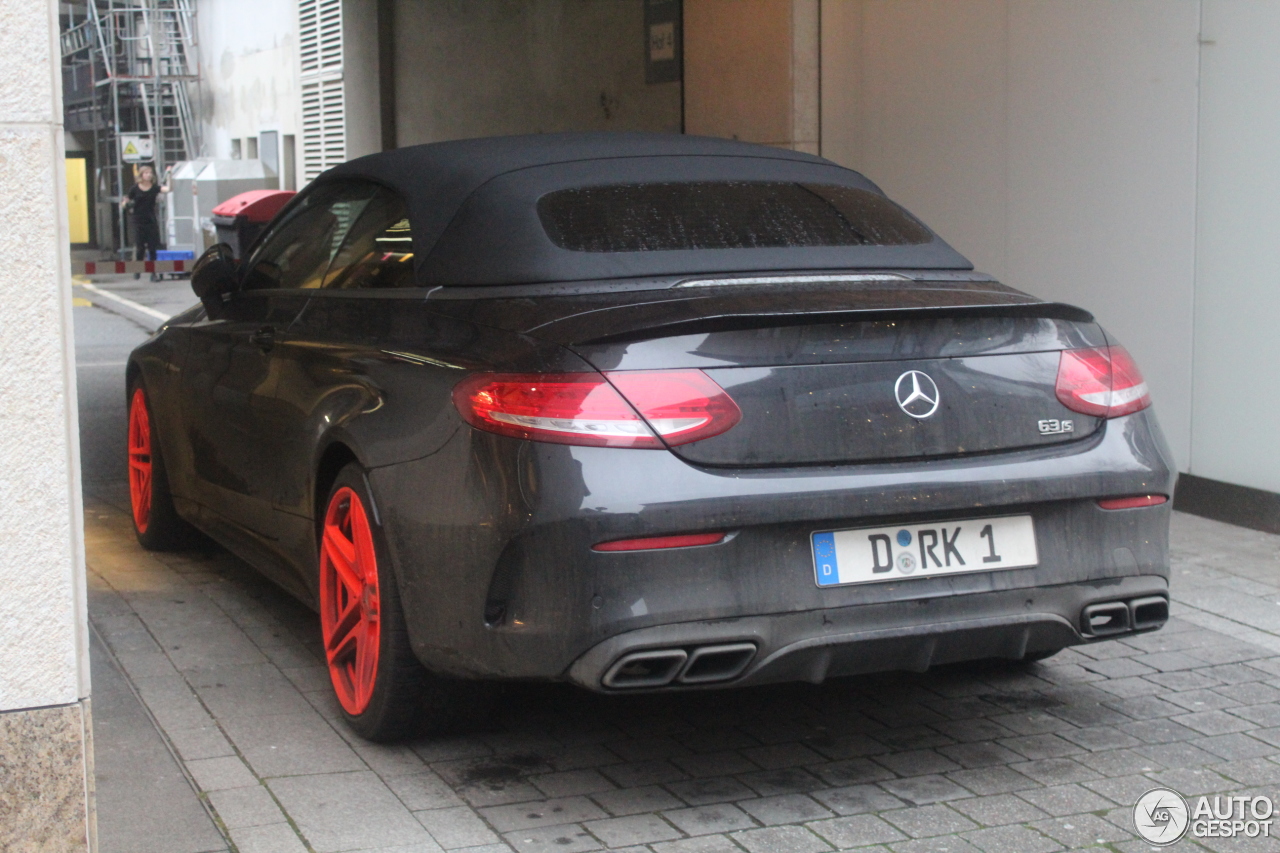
(812, 515), (1038, 587)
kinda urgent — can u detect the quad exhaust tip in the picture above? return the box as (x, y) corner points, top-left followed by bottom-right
(1081, 595), (1168, 638)
(602, 643), (757, 689)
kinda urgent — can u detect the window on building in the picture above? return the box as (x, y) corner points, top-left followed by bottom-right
(231, 138), (242, 160)
(538, 182), (933, 252)
(247, 137), (259, 159)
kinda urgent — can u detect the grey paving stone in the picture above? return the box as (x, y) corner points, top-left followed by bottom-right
(189, 655), (320, 717)
(1144, 765), (1234, 796)
(662, 803), (756, 835)
(732, 825), (831, 853)
(944, 766), (1037, 796)
(739, 743), (825, 769)
(1057, 726), (1141, 752)
(672, 751), (760, 779)
(1081, 774), (1160, 806)
(480, 797), (609, 832)
(1216, 757), (1280, 787)
(1101, 695), (1184, 720)
(1014, 783), (1115, 816)
(1165, 688), (1241, 712)
(810, 784), (906, 816)
(1118, 717), (1201, 744)
(187, 755), (259, 791)
(1007, 758), (1098, 786)
(1228, 703), (1280, 728)
(737, 794), (832, 826)
(736, 767), (824, 796)
(931, 718), (1017, 744)
(806, 813), (907, 848)
(874, 748), (962, 776)
(1027, 813), (1130, 848)
(666, 777), (758, 806)
(386, 771), (466, 811)
(878, 771), (976, 805)
(208, 784), (285, 829)
(1174, 710), (1256, 736)
(219, 711), (365, 778)
(166, 723), (237, 761)
(592, 785), (684, 817)
(949, 793), (1048, 827)
(881, 803), (978, 837)
(268, 771), (437, 851)
(651, 836), (743, 853)
(1131, 740), (1220, 768)
(531, 770), (616, 798)
(227, 822), (309, 853)
(999, 734), (1085, 761)
(599, 760), (687, 788)
(584, 813), (681, 847)
(962, 824), (1062, 853)
(889, 837), (982, 853)
(503, 824), (601, 853)
(811, 757), (896, 787)
(415, 806), (501, 849)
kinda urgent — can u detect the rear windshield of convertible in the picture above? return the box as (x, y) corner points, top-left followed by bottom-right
(537, 181), (933, 252)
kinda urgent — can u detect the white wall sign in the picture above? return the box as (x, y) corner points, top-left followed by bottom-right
(120, 134), (154, 162)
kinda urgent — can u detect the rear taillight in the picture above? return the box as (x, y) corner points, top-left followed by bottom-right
(1055, 345), (1151, 418)
(452, 370), (741, 448)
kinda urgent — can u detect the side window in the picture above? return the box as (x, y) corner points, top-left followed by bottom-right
(322, 187), (415, 289)
(240, 182), (378, 291)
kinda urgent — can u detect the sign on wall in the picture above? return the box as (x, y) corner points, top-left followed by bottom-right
(120, 134), (154, 163)
(645, 0), (682, 85)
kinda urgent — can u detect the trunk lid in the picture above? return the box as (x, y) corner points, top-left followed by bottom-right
(429, 279), (1107, 466)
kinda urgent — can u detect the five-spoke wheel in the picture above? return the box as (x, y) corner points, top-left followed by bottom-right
(128, 387), (153, 533)
(319, 486), (382, 715)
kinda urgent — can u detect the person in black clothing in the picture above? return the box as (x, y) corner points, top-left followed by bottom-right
(125, 164), (171, 280)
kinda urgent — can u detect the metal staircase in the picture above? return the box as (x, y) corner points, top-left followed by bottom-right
(60, 0), (201, 252)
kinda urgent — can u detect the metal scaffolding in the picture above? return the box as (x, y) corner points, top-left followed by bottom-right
(61, 0), (201, 253)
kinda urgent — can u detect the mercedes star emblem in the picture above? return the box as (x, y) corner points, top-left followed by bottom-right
(895, 370), (940, 419)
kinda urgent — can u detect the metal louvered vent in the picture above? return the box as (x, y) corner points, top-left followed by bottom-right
(299, 0), (345, 183)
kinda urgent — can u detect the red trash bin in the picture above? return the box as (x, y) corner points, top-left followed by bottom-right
(211, 190), (296, 258)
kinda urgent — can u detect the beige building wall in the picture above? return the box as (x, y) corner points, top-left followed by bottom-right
(684, 0), (819, 152)
(819, 0), (1200, 474)
(197, 0), (302, 183)
(0, 0), (93, 848)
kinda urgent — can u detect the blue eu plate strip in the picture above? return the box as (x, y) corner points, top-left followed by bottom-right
(812, 531), (839, 586)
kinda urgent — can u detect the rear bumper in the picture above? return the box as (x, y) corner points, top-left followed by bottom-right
(566, 575), (1168, 692)
(370, 409), (1175, 682)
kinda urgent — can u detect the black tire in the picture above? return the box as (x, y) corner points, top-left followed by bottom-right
(128, 382), (201, 551)
(320, 464), (495, 742)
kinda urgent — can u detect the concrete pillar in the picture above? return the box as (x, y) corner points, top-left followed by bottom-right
(0, 0), (94, 849)
(684, 0), (819, 153)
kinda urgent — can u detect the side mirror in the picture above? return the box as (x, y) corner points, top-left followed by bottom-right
(191, 243), (238, 319)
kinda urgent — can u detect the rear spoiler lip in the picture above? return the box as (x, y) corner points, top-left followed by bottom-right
(575, 301), (1095, 346)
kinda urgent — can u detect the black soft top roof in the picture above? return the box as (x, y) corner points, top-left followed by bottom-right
(324, 132), (972, 286)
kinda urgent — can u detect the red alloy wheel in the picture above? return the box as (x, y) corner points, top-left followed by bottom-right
(319, 486), (381, 715)
(128, 388), (152, 533)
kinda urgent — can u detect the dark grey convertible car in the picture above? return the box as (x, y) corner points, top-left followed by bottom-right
(127, 133), (1174, 740)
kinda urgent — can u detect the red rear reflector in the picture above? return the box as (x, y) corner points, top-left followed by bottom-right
(1097, 495), (1167, 510)
(453, 370), (740, 448)
(593, 532), (726, 552)
(1055, 345), (1151, 418)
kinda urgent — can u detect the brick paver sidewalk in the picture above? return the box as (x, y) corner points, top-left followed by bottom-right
(85, 491), (1280, 853)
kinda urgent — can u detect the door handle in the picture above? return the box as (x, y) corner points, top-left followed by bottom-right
(250, 325), (276, 352)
